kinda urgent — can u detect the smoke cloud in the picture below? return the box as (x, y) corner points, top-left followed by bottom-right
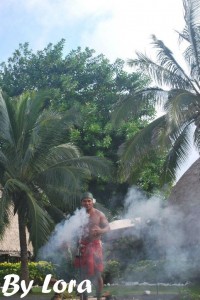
(37, 187), (199, 284)
(38, 208), (89, 268)
(114, 186), (198, 283)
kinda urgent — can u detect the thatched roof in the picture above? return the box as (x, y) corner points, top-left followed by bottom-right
(0, 214), (33, 256)
(169, 158), (200, 210)
(168, 157), (200, 245)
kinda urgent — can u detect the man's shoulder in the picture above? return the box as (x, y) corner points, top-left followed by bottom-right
(94, 208), (105, 217)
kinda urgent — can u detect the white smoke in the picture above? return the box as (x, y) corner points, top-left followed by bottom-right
(117, 186), (196, 283)
(38, 208), (89, 265)
(123, 188), (163, 221)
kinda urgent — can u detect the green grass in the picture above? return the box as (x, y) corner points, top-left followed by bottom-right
(0, 286), (54, 297)
(102, 284), (182, 296)
(32, 286), (54, 294)
(103, 284), (200, 299)
(177, 284), (200, 300)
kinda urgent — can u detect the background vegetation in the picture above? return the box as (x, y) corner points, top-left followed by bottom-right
(0, 261), (55, 285)
(0, 0), (199, 287)
(0, 40), (169, 209)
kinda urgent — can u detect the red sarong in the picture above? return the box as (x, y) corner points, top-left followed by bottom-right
(74, 240), (103, 276)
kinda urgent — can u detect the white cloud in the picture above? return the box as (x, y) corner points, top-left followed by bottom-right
(79, 0), (185, 61)
(23, 0), (113, 27)
(12, 0), (184, 62)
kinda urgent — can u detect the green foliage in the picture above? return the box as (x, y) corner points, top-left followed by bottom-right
(103, 258), (195, 284)
(124, 259), (200, 284)
(180, 285), (200, 300)
(0, 40), (66, 97)
(0, 90), (112, 284)
(126, 151), (173, 195)
(0, 40), (166, 203)
(0, 90), (112, 249)
(125, 260), (163, 283)
(103, 260), (121, 284)
(105, 235), (144, 270)
(0, 261), (55, 285)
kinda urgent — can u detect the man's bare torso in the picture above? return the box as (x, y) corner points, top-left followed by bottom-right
(82, 209), (106, 242)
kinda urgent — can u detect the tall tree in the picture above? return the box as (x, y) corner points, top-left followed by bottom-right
(0, 90), (111, 285)
(0, 42), (163, 199)
(113, 0), (200, 183)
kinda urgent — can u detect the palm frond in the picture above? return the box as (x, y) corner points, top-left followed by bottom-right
(182, 0), (200, 79)
(111, 88), (166, 127)
(128, 51), (191, 90)
(49, 143), (81, 161)
(183, 0), (200, 27)
(62, 156), (113, 178)
(45, 205), (65, 223)
(20, 110), (70, 177)
(38, 166), (88, 196)
(0, 191), (12, 238)
(161, 123), (192, 183)
(0, 92), (15, 145)
(0, 88), (115, 258)
(119, 115), (168, 179)
(36, 144), (113, 179)
(165, 89), (198, 126)
(0, 150), (9, 169)
(26, 193), (54, 251)
(40, 183), (80, 210)
(123, 0), (200, 184)
(194, 123), (200, 150)
(151, 35), (188, 78)
(3, 177), (54, 251)
(6, 91), (76, 175)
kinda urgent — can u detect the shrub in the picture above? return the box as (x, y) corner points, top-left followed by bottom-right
(0, 261), (55, 285)
(124, 260), (161, 283)
(123, 259), (191, 283)
(103, 260), (121, 284)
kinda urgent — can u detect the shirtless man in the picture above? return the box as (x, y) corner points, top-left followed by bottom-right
(75, 192), (110, 300)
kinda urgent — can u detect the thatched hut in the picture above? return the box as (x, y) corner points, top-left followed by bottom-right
(169, 158), (200, 208)
(168, 157), (200, 249)
(0, 214), (33, 262)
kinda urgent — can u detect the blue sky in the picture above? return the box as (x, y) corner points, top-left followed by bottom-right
(0, 0), (198, 176)
(0, 0), (184, 62)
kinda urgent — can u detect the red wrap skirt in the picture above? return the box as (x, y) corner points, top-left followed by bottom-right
(74, 239), (103, 276)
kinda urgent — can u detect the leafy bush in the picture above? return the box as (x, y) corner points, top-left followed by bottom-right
(103, 260), (121, 284)
(123, 259), (193, 283)
(124, 260), (162, 283)
(0, 261), (55, 285)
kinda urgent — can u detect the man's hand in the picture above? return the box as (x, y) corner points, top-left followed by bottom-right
(91, 225), (103, 236)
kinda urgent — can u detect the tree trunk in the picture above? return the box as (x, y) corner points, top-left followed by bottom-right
(18, 212), (30, 286)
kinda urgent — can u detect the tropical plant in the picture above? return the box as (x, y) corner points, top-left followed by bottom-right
(0, 41), (164, 198)
(0, 90), (112, 285)
(0, 261), (55, 286)
(113, 0), (200, 183)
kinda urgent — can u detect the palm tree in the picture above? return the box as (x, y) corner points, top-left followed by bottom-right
(113, 0), (200, 183)
(0, 90), (112, 285)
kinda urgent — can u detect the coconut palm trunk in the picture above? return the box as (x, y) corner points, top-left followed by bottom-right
(18, 212), (29, 286)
